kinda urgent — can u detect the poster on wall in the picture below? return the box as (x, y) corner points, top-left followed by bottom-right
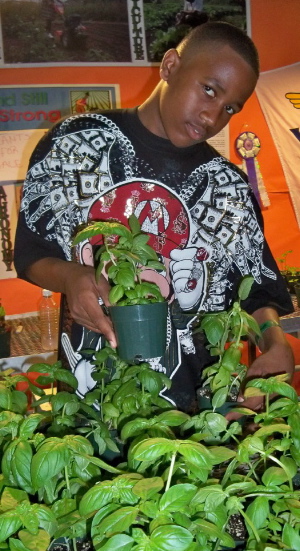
(0, 85), (119, 181)
(0, 0), (247, 67)
(0, 84), (119, 279)
(0, 183), (20, 280)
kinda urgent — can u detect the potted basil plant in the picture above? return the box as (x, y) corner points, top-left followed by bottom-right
(73, 214), (168, 363)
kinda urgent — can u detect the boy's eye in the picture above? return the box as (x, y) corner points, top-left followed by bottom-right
(204, 86), (215, 98)
(225, 105), (235, 115)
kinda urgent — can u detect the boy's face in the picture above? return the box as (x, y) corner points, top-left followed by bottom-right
(154, 43), (257, 148)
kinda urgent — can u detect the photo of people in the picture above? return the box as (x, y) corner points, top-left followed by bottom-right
(143, 0), (247, 62)
(0, 0), (131, 64)
(0, 0), (246, 65)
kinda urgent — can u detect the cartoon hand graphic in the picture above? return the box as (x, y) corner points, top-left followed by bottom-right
(169, 246), (209, 310)
(61, 332), (98, 400)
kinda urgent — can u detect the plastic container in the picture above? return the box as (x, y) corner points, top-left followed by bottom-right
(39, 289), (59, 351)
(108, 301), (168, 363)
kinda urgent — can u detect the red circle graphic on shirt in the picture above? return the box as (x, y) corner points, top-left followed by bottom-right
(88, 180), (190, 258)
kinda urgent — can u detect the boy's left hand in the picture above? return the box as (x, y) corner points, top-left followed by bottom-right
(226, 341), (295, 421)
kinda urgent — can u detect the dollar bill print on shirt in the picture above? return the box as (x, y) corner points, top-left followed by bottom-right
(20, 112), (276, 402)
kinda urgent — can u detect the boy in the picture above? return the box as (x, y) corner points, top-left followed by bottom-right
(15, 22), (294, 412)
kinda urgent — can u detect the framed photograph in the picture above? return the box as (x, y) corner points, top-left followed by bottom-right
(0, 1), (247, 66)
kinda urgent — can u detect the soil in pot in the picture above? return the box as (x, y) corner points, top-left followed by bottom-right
(48, 537), (93, 551)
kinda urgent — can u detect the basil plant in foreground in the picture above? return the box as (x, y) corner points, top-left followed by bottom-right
(0, 276), (300, 551)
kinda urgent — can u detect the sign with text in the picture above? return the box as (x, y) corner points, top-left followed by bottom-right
(0, 85), (119, 181)
(0, 85), (119, 132)
(0, 129), (46, 182)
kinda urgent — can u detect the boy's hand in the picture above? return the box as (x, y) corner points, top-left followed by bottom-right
(27, 258), (117, 348)
(226, 340), (294, 421)
(64, 264), (117, 347)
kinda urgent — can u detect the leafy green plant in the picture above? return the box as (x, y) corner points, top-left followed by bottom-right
(195, 275), (261, 408)
(1, 276), (300, 551)
(0, 356), (173, 551)
(277, 250), (293, 274)
(75, 372), (300, 551)
(73, 214), (165, 306)
(276, 250), (300, 291)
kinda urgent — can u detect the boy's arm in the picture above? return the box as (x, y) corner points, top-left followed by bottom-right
(26, 257), (117, 348)
(247, 305), (295, 381)
(232, 307), (295, 419)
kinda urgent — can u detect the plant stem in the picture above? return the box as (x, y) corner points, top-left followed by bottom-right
(220, 311), (231, 352)
(237, 505), (261, 543)
(63, 464), (79, 551)
(212, 538), (221, 551)
(236, 311), (244, 345)
(244, 456), (263, 483)
(246, 491), (300, 498)
(265, 392), (270, 416)
(64, 465), (71, 494)
(268, 453), (293, 491)
(105, 240), (116, 266)
(100, 378), (104, 422)
(165, 452), (177, 492)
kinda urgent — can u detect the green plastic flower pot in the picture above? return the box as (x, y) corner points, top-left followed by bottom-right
(109, 301), (168, 363)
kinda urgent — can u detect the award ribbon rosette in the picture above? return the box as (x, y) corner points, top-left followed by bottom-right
(235, 131), (270, 208)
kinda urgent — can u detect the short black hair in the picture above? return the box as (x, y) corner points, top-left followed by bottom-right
(177, 21), (260, 77)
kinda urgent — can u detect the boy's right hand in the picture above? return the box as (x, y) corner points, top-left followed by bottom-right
(27, 258), (117, 348)
(64, 264), (117, 347)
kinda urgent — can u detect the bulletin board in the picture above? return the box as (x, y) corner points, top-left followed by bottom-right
(0, 84), (119, 279)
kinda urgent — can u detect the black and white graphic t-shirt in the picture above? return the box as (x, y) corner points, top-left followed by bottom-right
(15, 109), (293, 411)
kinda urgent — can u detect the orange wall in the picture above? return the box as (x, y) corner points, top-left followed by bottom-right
(0, 278), (60, 316)
(251, 0), (300, 72)
(0, 65), (160, 108)
(1, 0), (300, 315)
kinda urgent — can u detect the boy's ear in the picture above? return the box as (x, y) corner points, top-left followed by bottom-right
(160, 49), (181, 81)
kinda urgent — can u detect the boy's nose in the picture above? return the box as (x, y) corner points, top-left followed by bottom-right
(200, 105), (222, 128)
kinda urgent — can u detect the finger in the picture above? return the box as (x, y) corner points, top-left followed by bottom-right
(171, 261), (194, 274)
(225, 410), (243, 422)
(71, 302), (117, 348)
(173, 273), (192, 293)
(170, 247), (197, 261)
(95, 274), (112, 307)
(85, 305), (117, 348)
